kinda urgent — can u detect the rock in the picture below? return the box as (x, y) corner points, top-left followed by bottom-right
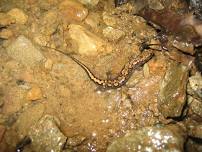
(69, 24), (112, 55)
(0, 13), (15, 27)
(44, 58), (53, 70)
(166, 48), (195, 66)
(26, 85), (43, 101)
(59, 0), (88, 22)
(28, 115), (67, 152)
(148, 0), (164, 10)
(102, 12), (117, 27)
(14, 103), (45, 137)
(65, 135), (86, 147)
(188, 72), (202, 99)
(189, 98), (202, 117)
(107, 124), (186, 152)
(32, 33), (49, 47)
(77, 0), (99, 6)
(16, 80), (31, 90)
(6, 35), (45, 67)
(187, 120), (202, 139)
(0, 29), (13, 39)
(103, 27), (125, 41)
(158, 61), (189, 118)
(7, 8), (28, 24)
(172, 39), (195, 55)
(39, 10), (59, 35)
(85, 12), (101, 29)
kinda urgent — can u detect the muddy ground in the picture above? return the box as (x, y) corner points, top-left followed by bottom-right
(0, 0), (202, 152)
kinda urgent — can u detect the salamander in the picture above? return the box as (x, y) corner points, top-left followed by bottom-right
(45, 46), (154, 89)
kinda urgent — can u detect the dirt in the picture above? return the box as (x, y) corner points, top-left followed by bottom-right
(0, 0), (201, 152)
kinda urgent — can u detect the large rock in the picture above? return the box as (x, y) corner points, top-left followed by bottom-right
(85, 12), (101, 29)
(69, 24), (112, 55)
(6, 35), (45, 67)
(26, 85), (43, 101)
(13, 103), (45, 137)
(59, 0), (88, 22)
(0, 29), (13, 39)
(28, 115), (67, 152)
(107, 124), (186, 152)
(158, 61), (189, 118)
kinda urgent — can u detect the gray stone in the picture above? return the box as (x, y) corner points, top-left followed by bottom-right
(103, 27), (125, 41)
(189, 72), (202, 99)
(14, 103), (45, 137)
(6, 35), (45, 67)
(190, 98), (202, 117)
(158, 61), (189, 117)
(107, 124), (186, 152)
(28, 115), (66, 152)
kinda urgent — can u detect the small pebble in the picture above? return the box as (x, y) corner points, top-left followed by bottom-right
(0, 29), (13, 39)
(65, 135), (86, 147)
(85, 12), (100, 29)
(59, 0), (88, 22)
(44, 58), (53, 70)
(26, 86), (43, 101)
(103, 27), (125, 41)
(78, 0), (99, 6)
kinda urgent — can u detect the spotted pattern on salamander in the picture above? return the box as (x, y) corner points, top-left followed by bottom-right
(45, 46), (154, 89)
(67, 50), (154, 89)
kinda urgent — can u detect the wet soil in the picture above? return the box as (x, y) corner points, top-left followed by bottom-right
(0, 0), (202, 152)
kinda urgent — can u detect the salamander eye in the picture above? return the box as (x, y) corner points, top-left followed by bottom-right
(139, 42), (151, 52)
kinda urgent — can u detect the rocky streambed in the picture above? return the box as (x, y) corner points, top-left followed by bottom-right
(0, 0), (202, 152)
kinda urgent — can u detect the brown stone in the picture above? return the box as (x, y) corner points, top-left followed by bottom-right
(158, 61), (189, 117)
(59, 0), (88, 22)
(0, 13), (15, 27)
(7, 8), (28, 24)
(0, 29), (13, 39)
(26, 86), (43, 101)
(69, 24), (112, 55)
(44, 58), (53, 70)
